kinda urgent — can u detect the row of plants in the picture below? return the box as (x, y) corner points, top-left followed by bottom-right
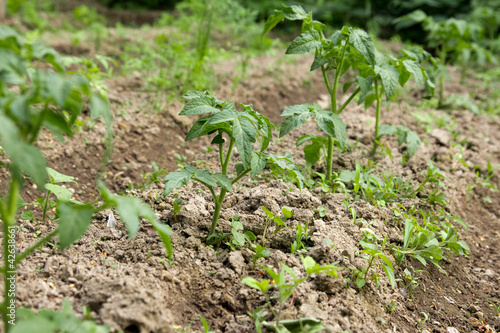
(0, 26), (173, 333)
(2, 1), (493, 331)
(157, 5), (473, 331)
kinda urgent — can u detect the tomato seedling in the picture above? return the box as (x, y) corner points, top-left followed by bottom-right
(165, 91), (303, 241)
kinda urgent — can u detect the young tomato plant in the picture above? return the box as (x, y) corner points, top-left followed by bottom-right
(0, 27), (172, 332)
(357, 50), (433, 155)
(242, 256), (339, 331)
(164, 91), (303, 241)
(263, 5), (378, 183)
(395, 10), (495, 107)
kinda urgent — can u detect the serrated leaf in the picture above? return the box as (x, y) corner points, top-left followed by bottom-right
(316, 111), (346, 148)
(180, 95), (218, 116)
(356, 75), (374, 94)
(251, 152), (267, 176)
(233, 117), (256, 168)
(279, 112), (314, 137)
(378, 124), (398, 137)
(286, 30), (322, 55)
(404, 129), (421, 158)
(375, 65), (400, 101)
(282, 4), (308, 20)
(208, 109), (236, 124)
(45, 184), (72, 202)
(349, 29), (376, 65)
(191, 168), (217, 188)
(57, 202), (94, 250)
(213, 173), (232, 192)
(303, 142), (322, 166)
(310, 52), (328, 71)
(402, 60), (424, 88)
(281, 103), (319, 117)
(164, 170), (192, 195)
(0, 115), (47, 188)
(183, 90), (207, 100)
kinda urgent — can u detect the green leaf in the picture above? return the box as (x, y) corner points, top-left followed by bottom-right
(262, 10), (284, 38)
(356, 75), (374, 94)
(375, 65), (400, 101)
(183, 90), (208, 100)
(279, 112), (314, 137)
(381, 264), (396, 288)
(57, 202), (94, 251)
(90, 93), (112, 125)
(403, 218), (414, 249)
(402, 60), (424, 88)
(404, 129), (421, 158)
(180, 95), (218, 116)
(45, 184), (72, 202)
(164, 170), (192, 195)
(0, 115), (47, 189)
(356, 276), (366, 288)
(378, 124), (398, 137)
(310, 52), (328, 71)
(281, 103), (319, 117)
(286, 30), (322, 55)
(282, 5), (308, 20)
(316, 111), (346, 148)
(233, 117), (256, 168)
(208, 109), (237, 124)
(150, 219), (173, 260)
(349, 29), (376, 65)
(213, 173), (232, 192)
(251, 152), (267, 177)
(46, 167), (75, 183)
(393, 10), (428, 30)
(360, 240), (378, 251)
(303, 142), (322, 166)
(193, 168), (218, 188)
(242, 277), (270, 293)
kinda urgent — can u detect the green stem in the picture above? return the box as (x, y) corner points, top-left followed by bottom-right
(231, 168), (250, 185)
(337, 87), (361, 114)
(208, 137), (235, 238)
(438, 45), (447, 108)
(1, 177), (20, 333)
(41, 189), (50, 223)
(325, 43), (348, 183)
(320, 65), (333, 96)
(363, 255), (375, 281)
(372, 79), (382, 155)
(209, 189), (227, 237)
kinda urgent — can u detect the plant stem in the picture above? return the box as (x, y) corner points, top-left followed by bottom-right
(337, 87), (361, 114)
(1, 177), (20, 333)
(363, 255), (375, 281)
(324, 44), (348, 183)
(438, 45), (447, 108)
(41, 189), (50, 223)
(372, 79), (382, 155)
(208, 137), (235, 237)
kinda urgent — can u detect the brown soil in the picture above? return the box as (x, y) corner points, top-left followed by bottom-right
(1, 17), (500, 333)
